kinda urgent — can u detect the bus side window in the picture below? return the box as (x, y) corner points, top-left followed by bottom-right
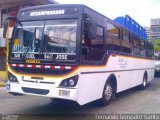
(81, 24), (105, 63)
(82, 33), (91, 47)
(121, 30), (131, 54)
(105, 22), (120, 51)
(132, 37), (141, 56)
(151, 44), (154, 59)
(140, 40), (145, 57)
(144, 41), (152, 58)
(146, 41), (152, 58)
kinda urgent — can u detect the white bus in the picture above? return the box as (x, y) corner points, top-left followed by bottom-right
(3, 4), (154, 106)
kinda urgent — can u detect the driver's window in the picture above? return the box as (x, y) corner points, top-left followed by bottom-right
(82, 32), (91, 47)
(81, 22), (105, 63)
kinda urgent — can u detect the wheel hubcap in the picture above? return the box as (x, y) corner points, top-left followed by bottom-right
(104, 84), (112, 101)
(143, 79), (146, 86)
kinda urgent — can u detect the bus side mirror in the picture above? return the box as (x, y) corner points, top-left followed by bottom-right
(0, 16), (16, 48)
(3, 19), (9, 38)
(87, 23), (97, 39)
(0, 21), (8, 47)
(3, 16), (16, 38)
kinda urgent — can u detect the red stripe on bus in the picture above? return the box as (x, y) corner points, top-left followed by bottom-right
(60, 66), (65, 69)
(9, 64), (75, 70)
(41, 65), (45, 69)
(32, 65), (36, 68)
(50, 65), (55, 69)
(16, 64), (19, 67)
(24, 64), (27, 68)
(71, 66), (75, 70)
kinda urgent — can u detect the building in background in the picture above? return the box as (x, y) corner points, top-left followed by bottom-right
(0, 0), (58, 28)
(144, 27), (151, 41)
(144, 18), (160, 41)
(0, 0), (58, 81)
(150, 18), (160, 40)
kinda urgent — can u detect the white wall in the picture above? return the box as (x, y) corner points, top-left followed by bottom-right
(0, 27), (13, 38)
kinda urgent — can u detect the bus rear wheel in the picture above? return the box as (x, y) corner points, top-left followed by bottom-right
(99, 80), (115, 106)
(139, 74), (147, 90)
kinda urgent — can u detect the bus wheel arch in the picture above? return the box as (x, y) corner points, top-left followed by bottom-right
(144, 71), (148, 81)
(99, 74), (117, 106)
(139, 71), (148, 90)
(107, 74), (117, 94)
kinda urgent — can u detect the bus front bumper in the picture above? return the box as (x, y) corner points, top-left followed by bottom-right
(6, 82), (78, 101)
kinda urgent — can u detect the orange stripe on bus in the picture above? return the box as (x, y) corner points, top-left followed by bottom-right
(7, 54), (153, 78)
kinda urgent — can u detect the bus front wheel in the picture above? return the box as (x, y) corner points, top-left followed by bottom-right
(99, 80), (115, 106)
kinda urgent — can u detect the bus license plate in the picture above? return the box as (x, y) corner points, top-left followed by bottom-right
(59, 90), (70, 97)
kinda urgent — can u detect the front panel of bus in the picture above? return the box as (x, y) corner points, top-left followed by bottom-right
(7, 5), (83, 101)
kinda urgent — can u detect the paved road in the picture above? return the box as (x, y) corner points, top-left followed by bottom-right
(0, 78), (160, 119)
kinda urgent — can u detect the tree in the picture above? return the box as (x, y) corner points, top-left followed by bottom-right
(152, 39), (160, 52)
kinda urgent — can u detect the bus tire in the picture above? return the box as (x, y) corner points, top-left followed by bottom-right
(99, 80), (115, 106)
(139, 74), (147, 90)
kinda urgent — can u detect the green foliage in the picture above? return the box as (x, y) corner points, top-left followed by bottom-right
(152, 39), (160, 52)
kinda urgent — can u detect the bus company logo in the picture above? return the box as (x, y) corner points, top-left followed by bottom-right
(30, 10), (65, 16)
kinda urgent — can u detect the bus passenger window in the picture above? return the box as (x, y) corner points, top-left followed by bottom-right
(82, 33), (91, 47)
(105, 22), (120, 51)
(81, 24), (105, 63)
(132, 37), (141, 56)
(121, 30), (131, 54)
(140, 40), (145, 57)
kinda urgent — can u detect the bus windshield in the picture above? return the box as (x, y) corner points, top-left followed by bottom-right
(43, 20), (77, 54)
(12, 21), (44, 54)
(11, 19), (77, 61)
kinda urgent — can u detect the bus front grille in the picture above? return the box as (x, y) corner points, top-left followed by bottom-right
(22, 87), (49, 95)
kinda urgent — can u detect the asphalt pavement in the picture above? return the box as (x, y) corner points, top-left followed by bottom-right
(0, 77), (160, 119)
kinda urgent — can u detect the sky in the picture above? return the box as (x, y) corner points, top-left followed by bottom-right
(56, 0), (160, 27)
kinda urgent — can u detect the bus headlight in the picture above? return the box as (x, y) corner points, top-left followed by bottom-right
(59, 75), (79, 87)
(8, 72), (18, 83)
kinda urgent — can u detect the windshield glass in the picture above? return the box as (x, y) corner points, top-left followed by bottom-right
(11, 19), (77, 61)
(12, 21), (43, 54)
(43, 19), (77, 54)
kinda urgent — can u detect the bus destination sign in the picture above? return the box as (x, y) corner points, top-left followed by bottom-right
(19, 7), (79, 19)
(30, 10), (65, 16)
